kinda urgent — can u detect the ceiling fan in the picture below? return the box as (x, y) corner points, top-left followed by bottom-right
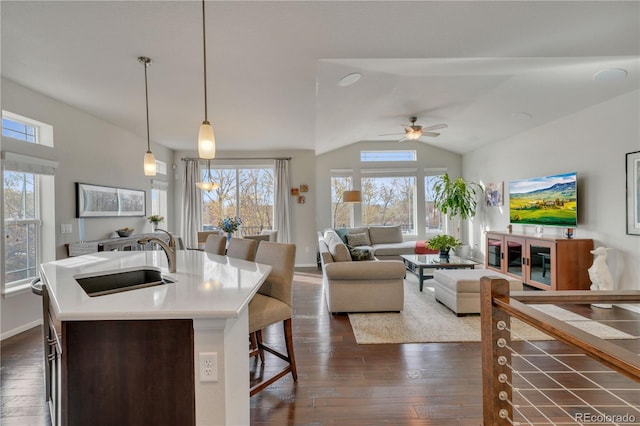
(380, 116), (448, 142)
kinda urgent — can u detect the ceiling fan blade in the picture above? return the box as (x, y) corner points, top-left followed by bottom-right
(422, 132), (440, 137)
(422, 123), (448, 131)
(398, 137), (408, 142)
(379, 133), (405, 136)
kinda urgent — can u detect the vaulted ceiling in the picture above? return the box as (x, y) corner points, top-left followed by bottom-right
(2, 1), (639, 155)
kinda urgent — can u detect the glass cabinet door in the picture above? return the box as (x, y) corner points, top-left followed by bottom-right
(527, 240), (554, 288)
(504, 237), (525, 279)
(486, 235), (502, 271)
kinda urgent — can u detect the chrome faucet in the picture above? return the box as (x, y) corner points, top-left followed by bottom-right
(138, 229), (176, 273)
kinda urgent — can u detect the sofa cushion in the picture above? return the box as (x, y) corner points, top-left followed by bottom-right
(335, 228), (349, 244)
(328, 238), (351, 262)
(348, 245), (373, 261)
(368, 225), (402, 244)
(372, 240), (417, 256)
(346, 232), (371, 246)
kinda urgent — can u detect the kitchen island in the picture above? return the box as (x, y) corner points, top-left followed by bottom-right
(39, 249), (271, 426)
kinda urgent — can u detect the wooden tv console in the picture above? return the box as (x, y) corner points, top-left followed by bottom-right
(485, 231), (593, 291)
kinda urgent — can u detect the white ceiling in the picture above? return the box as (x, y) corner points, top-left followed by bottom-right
(2, 1), (639, 155)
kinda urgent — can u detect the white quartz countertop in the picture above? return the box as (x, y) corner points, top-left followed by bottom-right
(39, 250), (271, 321)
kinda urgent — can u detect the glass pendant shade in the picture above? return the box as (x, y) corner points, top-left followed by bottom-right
(195, 180), (220, 191)
(143, 151), (157, 176)
(198, 120), (216, 159)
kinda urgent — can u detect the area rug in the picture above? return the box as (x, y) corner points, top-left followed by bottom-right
(348, 278), (638, 344)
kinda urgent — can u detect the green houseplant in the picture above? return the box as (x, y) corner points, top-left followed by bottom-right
(427, 234), (461, 260)
(433, 173), (481, 241)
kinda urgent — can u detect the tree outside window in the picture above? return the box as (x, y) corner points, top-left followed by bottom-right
(4, 171), (39, 284)
(361, 176), (416, 234)
(425, 175), (444, 232)
(331, 176), (353, 228)
(201, 166), (274, 235)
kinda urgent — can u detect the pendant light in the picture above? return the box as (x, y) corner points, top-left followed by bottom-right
(196, 159), (220, 191)
(139, 56), (157, 176)
(198, 0), (216, 159)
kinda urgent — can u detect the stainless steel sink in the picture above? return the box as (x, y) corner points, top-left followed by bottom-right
(75, 268), (174, 297)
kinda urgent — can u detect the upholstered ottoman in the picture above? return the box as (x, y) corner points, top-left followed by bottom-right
(433, 269), (523, 316)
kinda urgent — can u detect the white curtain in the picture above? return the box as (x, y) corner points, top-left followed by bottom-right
(181, 160), (202, 249)
(274, 159), (291, 243)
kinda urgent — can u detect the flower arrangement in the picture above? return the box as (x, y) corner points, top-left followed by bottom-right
(147, 215), (165, 224)
(427, 234), (462, 252)
(218, 217), (242, 234)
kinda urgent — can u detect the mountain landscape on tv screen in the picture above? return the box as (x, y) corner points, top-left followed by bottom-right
(510, 180), (577, 227)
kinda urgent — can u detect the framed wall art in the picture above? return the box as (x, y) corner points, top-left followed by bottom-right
(626, 151), (640, 235)
(76, 183), (146, 218)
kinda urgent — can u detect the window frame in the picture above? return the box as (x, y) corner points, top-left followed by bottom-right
(3, 171), (42, 292)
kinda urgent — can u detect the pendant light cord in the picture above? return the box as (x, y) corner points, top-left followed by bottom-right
(202, 0), (209, 122)
(143, 59), (151, 152)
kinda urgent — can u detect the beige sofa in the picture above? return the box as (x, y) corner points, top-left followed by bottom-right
(318, 229), (406, 313)
(330, 225), (423, 261)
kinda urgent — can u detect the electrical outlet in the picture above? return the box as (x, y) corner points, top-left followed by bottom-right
(199, 352), (218, 382)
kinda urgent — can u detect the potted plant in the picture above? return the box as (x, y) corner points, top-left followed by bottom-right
(218, 217), (242, 241)
(427, 234), (462, 261)
(147, 215), (165, 230)
(432, 173), (481, 247)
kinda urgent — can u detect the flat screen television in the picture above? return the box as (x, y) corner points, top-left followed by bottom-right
(509, 172), (577, 227)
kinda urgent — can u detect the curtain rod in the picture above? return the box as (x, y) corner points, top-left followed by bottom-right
(181, 156), (291, 161)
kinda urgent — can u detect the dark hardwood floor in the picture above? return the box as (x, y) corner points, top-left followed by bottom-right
(2, 267), (638, 425)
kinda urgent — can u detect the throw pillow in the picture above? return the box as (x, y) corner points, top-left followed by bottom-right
(335, 228), (349, 244)
(346, 232), (371, 247)
(348, 245), (373, 261)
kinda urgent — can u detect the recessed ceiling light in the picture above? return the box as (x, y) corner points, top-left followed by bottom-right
(338, 72), (361, 87)
(511, 112), (532, 120)
(594, 68), (628, 81)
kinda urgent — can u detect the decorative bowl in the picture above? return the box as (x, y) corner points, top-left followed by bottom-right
(116, 228), (134, 237)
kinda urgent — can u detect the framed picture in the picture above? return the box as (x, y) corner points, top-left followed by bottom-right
(76, 183), (145, 218)
(626, 151), (640, 235)
(297, 195), (305, 204)
(299, 184), (309, 193)
(485, 181), (504, 207)
(290, 187), (299, 196)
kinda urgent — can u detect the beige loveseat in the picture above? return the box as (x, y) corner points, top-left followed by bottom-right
(318, 229), (406, 313)
(330, 225), (422, 261)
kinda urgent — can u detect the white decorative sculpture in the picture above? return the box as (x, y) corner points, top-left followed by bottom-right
(588, 247), (617, 309)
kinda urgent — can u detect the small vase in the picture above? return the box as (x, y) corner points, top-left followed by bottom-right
(151, 222), (159, 231)
(227, 232), (233, 242)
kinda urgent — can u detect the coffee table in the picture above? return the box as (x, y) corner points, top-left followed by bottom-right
(401, 254), (479, 291)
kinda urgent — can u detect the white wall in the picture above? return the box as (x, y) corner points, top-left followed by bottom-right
(1, 79), (175, 338)
(172, 149), (318, 266)
(464, 90), (640, 290)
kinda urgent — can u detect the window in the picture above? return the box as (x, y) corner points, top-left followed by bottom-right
(201, 165), (274, 235)
(331, 175), (354, 228)
(425, 174), (444, 232)
(151, 189), (167, 221)
(1, 111), (53, 147)
(360, 150), (416, 162)
(3, 171), (40, 286)
(361, 176), (416, 234)
(2, 118), (36, 142)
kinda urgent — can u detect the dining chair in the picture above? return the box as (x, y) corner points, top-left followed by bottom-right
(197, 230), (222, 245)
(204, 234), (226, 255)
(248, 241), (297, 396)
(261, 230), (278, 242)
(226, 238), (258, 262)
(243, 234), (270, 247)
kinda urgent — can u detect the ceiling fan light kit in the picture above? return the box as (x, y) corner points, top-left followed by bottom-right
(382, 116), (448, 142)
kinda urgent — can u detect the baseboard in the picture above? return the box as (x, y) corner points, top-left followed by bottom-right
(1, 319), (42, 341)
(295, 263), (318, 268)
